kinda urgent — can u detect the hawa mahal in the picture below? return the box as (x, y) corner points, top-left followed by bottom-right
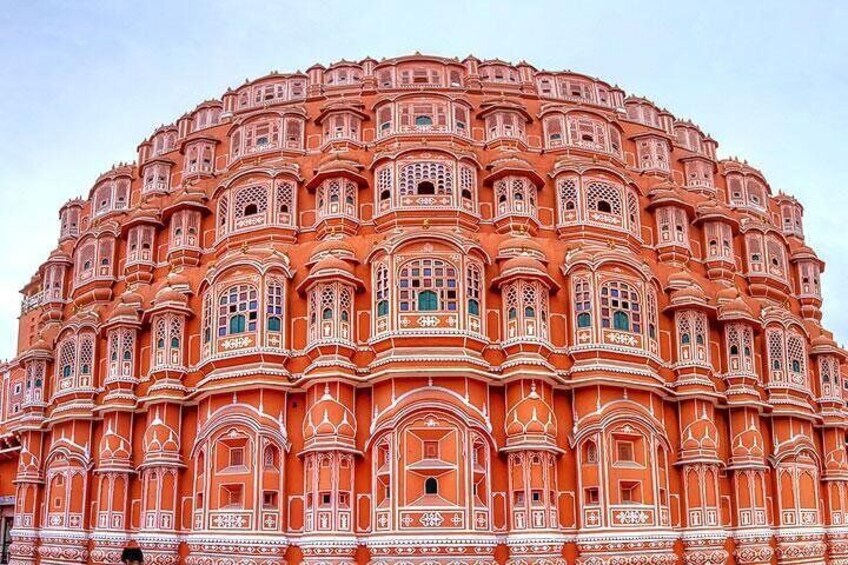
(0, 53), (844, 565)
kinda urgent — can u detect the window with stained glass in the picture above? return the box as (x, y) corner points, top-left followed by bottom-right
(398, 258), (458, 313)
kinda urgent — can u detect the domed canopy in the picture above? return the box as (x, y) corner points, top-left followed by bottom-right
(307, 238), (358, 266)
(298, 250), (363, 294)
(303, 384), (357, 452)
(496, 234), (547, 262)
(144, 414), (180, 455)
(493, 255), (559, 291)
(665, 272), (711, 311)
(505, 382), (558, 448)
(717, 292), (757, 323)
(99, 422), (131, 464)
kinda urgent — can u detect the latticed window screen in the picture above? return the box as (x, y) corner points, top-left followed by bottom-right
(786, 332), (807, 382)
(567, 116), (608, 151)
(218, 285), (259, 337)
(466, 264), (482, 316)
(573, 277), (592, 328)
(726, 323), (754, 374)
(398, 162), (453, 196)
(275, 181), (295, 224)
(765, 236), (787, 278)
(767, 329), (786, 374)
(398, 258), (458, 313)
(235, 185), (269, 219)
(600, 281), (641, 333)
(626, 190), (641, 235)
(558, 178), (578, 216)
(676, 311), (709, 364)
(375, 264), (390, 317)
(58, 340), (76, 380)
(266, 279), (285, 334)
(586, 182), (622, 215)
(108, 328), (136, 378)
(78, 334), (94, 383)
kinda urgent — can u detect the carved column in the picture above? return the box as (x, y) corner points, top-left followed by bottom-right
(7, 431), (45, 565)
(503, 380), (566, 565)
(679, 400), (728, 565)
(137, 403), (183, 565)
(300, 382), (358, 565)
(727, 406), (773, 565)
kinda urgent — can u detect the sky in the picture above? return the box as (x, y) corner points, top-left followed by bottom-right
(0, 0), (846, 360)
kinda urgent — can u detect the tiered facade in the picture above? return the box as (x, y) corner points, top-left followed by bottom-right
(0, 53), (844, 565)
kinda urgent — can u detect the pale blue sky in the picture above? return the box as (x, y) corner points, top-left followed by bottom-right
(0, 1), (846, 360)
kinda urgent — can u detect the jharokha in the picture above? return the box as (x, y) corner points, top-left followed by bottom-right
(0, 53), (844, 565)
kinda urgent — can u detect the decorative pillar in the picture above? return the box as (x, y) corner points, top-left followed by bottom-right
(7, 431), (46, 565)
(137, 403), (183, 565)
(503, 380), (566, 565)
(300, 382), (359, 565)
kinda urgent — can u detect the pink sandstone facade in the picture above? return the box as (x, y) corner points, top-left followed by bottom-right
(0, 53), (844, 565)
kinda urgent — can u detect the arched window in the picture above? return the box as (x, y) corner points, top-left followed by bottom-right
(218, 285), (259, 337)
(600, 281), (641, 333)
(584, 440), (598, 464)
(398, 162), (453, 197)
(415, 115), (433, 126)
(398, 258), (458, 313)
(234, 185), (269, 230)
(577, 312), (591, 328)
(425, 477), (438, 495)
(466, 263), (482, 324)
(375, 263), (390, 319)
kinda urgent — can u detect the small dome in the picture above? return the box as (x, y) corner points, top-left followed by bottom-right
(126, 204), (161, 225)
(732, 423), (765, 461)
(497, 235), (546, 261)
(144, 414), (180, 454)
(812, 334), (836, 349)
(505, 382), (557, 440)
(719, 296), (755, 320)
(308, 238), (357, 265)
(303, 384), (356, 448)
(100, 422), (131, 462)
(153, 284), (188, 307)
(680, 412), (719, 456)
(46, 249), (72, 264)
(670, 284), (708, 306)
(501, 256), (549, 278)
(790, 245), (819, 262)
(310, 254), (355, 277)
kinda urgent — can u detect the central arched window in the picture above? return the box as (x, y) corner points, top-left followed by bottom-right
(218, 285), (259, 337)
(600, 281), (641, 333)
(415, 115), (433, 126)
(399, 258), (458, 313)
(399, 162), (453, 197)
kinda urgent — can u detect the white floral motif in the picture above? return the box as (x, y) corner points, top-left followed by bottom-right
(417, 316), (440, 327)
(616, 509), (650, 524)
(420, 512), (444, 527)
(219, 336), (252, 350)
(607, 331), (638, 346)
(211, 513), (247, 528)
